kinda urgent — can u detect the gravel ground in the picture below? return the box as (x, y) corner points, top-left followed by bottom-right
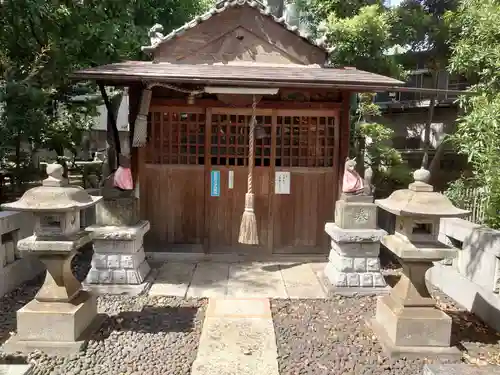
(271, 296), (455, 375)
(0, 246), (207, 375)
(271, 285), (500, 375)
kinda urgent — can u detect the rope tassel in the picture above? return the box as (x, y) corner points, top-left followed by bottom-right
(238, 95), (259, 245)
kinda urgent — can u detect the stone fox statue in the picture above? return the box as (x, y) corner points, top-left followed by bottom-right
(342, 157), (373, 196)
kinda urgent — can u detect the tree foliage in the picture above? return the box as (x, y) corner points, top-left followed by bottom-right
(321, 4), (402, 77)
(0, 0), (209, 182)
(448, 0), (500, 228)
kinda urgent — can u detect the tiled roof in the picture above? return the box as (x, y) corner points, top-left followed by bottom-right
(141, 0), (331, 54)
(71, 61), (405, 89)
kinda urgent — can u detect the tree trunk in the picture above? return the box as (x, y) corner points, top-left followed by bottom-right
(429, 138), (447, 187)
(421, 71), (439, 169)
(15, 133), (21, 193)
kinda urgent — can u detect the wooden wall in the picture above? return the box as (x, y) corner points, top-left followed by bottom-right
(152, 5), (326, 65)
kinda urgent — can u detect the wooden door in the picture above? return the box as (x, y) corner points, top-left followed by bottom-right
(142, 108), (206, 252)
(206, 109), (273, 253)
(272, 110), (338, 254)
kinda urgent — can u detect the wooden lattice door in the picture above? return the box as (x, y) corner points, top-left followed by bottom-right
(143, 108), (206, 250)
(206, 108), (273, 253)
(272, 110), (338, 253)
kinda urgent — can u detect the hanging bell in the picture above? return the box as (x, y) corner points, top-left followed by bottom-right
(255, 124), (267, 140)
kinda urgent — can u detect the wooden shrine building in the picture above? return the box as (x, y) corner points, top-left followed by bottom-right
(72, 0), (403, 255)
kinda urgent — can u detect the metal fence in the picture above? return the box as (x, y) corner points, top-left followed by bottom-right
(445, 187), (490, 225)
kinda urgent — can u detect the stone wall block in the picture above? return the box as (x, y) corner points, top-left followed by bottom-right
(99, 270), (112, 284)
(373, 273), (386, 287)
(113, 270), (127, 284)
(360, 273), (374, 287)
(347, 273), (360, 287)
(91, 254), (107, 269)
(328, 250), (354, 272)
(366, 258), (381, 272)
(353, 257), (366, 272)
(106, 255), (120, 269)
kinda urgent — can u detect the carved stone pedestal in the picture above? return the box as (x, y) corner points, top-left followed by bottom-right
(323, 195), (389, 295)
(84, 197), (152, 295)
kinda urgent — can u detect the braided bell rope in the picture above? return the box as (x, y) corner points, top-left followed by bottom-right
(247, 95), (257, 196)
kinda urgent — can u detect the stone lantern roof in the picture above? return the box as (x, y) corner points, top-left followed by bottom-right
(375, 168), (470, 218)
(2, 163), (101, 213)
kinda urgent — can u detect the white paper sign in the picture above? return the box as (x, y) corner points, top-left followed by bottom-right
(275, 171), (291, 195)
(228, 170), (234, 189)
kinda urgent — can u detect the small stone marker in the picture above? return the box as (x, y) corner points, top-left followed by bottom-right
(423, 364), (500, 375)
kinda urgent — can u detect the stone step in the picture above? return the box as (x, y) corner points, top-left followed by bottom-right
(0, 364), (33, 375)
(423, 364), (500, 375)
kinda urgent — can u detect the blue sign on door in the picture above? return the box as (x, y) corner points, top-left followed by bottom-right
(210, 170), (220, 197)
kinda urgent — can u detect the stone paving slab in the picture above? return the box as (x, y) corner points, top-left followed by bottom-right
(226, 262), (287, 298)
(423, 364), (500, 375)
(148, 262), (196, 297)
(191, 298), (279, 375)
(149, 261), (328, 299)
(280, 263), (326, 299)
(187, 262), (230, 298)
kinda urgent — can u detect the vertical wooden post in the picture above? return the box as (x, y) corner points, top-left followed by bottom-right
(339, 90), (351, 198)
(268, 110), (278, 253)
(203, 108), (212, 253)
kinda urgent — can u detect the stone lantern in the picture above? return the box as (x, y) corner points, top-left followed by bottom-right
(369, 168), (470, 358)
(1, 163), (103, 356)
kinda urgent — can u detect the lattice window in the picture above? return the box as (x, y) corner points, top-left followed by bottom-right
(210, 114), (272, 167)
(146, 110), (205, 165)
(276, 115), (336, 167)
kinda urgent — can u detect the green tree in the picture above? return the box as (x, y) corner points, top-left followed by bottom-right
(448, 0), (500, 228)
(321, 4), (402, 77)
(390, 0), (459, 173)
(0, 0), (209, 186)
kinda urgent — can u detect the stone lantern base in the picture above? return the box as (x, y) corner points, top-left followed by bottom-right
(367, 235), (461, 359)
(3, 291), (104, 356)
(2, 234), (105, 357)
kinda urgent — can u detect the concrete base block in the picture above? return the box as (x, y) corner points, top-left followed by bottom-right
(367, 295), (460, 360)
(367, 318), (461, 360)
(2, 291), (104, 356)
(375, 295), (452, 347)
(0, 364), (34, 375)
